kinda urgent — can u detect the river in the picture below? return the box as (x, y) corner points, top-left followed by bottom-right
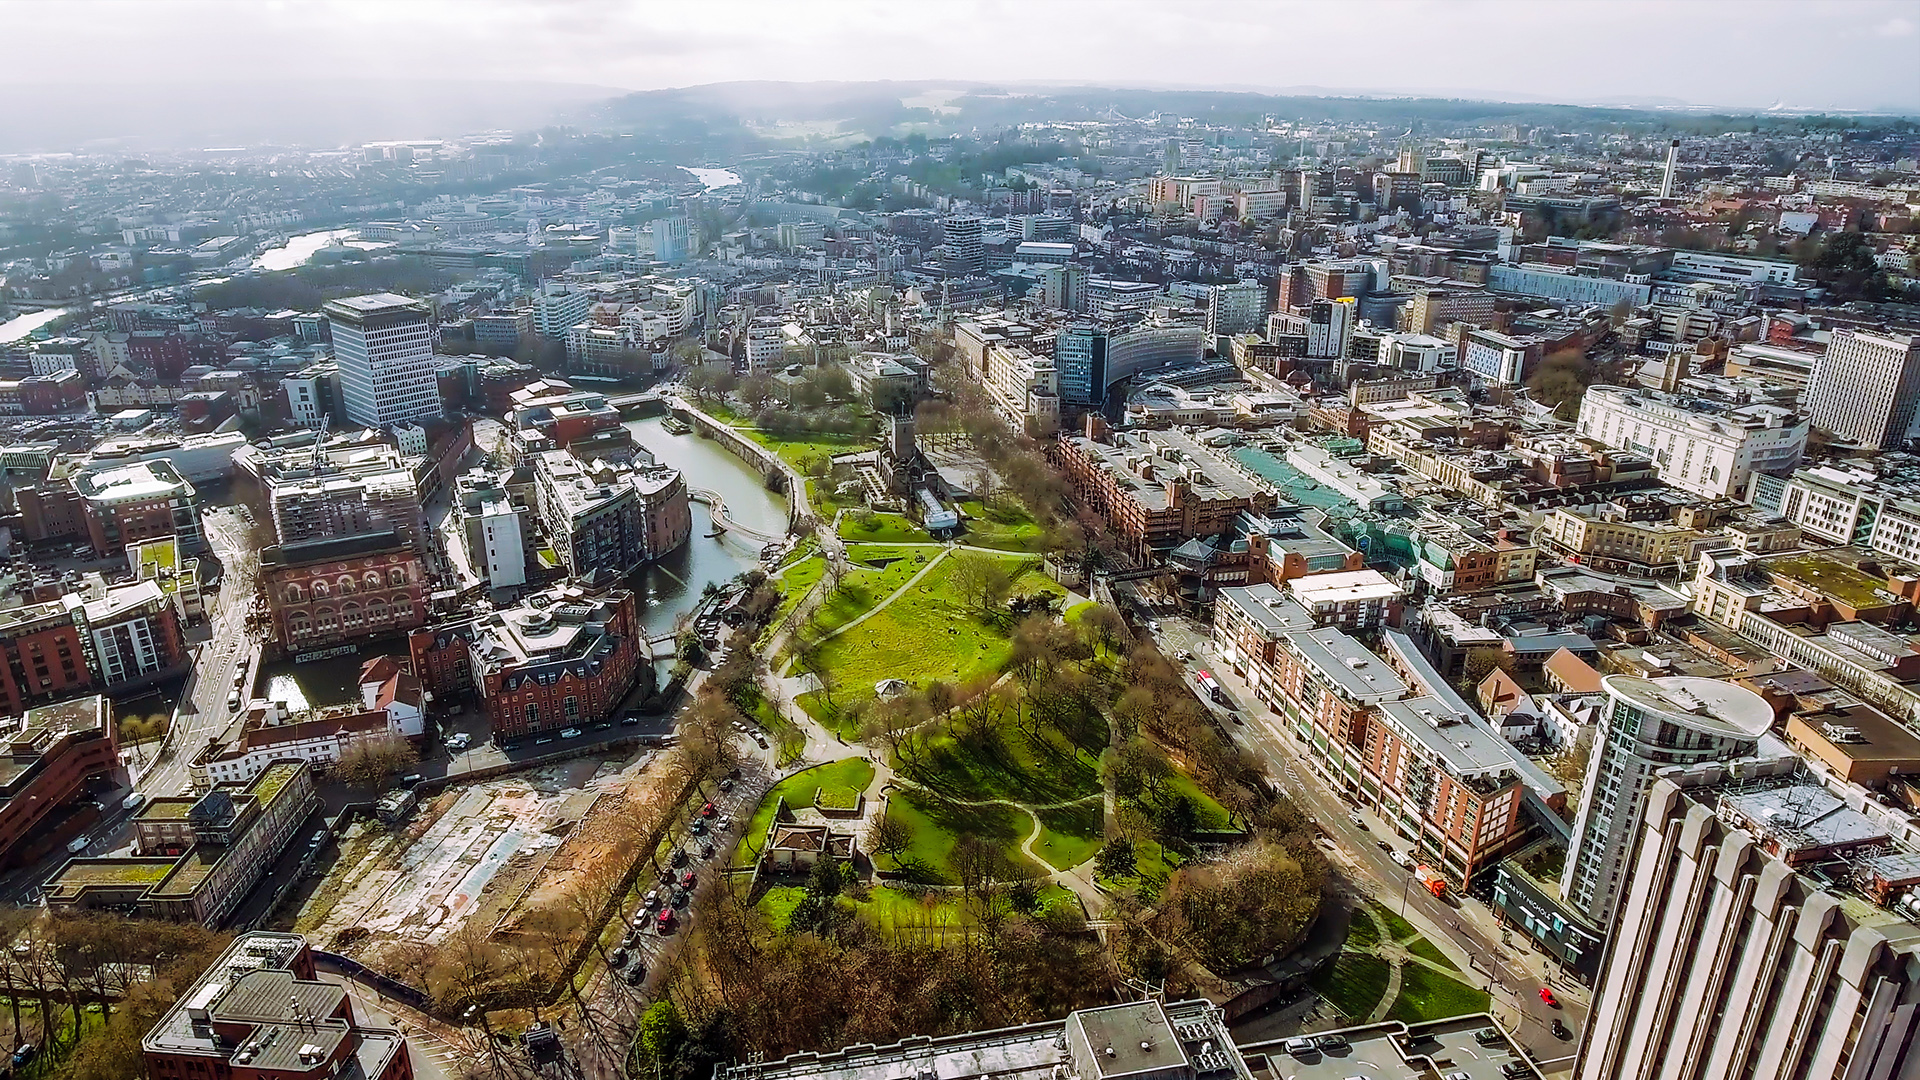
(252, 228), (392, 272)
(0, 306), (71, 343)
(622, 415), (786, 638)
(681, 166), (741, 191)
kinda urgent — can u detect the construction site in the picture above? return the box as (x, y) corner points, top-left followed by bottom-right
(281, 749), (695, 999)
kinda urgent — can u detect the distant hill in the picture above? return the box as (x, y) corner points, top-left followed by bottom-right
(0, 79), (623, 152)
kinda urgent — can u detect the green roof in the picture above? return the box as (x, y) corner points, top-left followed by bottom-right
(246, 761), (302, 807)
(137, 797), (198, 821)
(1760, 552), (1891, 608)
(48, 858), (177, 891)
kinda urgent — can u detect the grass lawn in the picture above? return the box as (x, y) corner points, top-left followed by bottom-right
(1385, 964), (1491, 1023)
(1311, 952), (1393, 1022)
(1406, 936), (1460, 973)
(904, 725), (1102, 805)
(733, 759), (877, 868)
(1378, 907), (1419, 942)
(1346, 907), (1383, 951)
(1151, 770), (1236, 832)
(957, 500), (1047, 552)
(757, 884), (810, 930)
(838, 512), (932, 544)
(809, 547), (937, 637)
(1031, 800), (1104, 870)
(812, 553), (1035, 695)
(879, 788), (1046, 883)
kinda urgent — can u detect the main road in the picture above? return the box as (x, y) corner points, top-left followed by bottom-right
(142, 505), (262, 799)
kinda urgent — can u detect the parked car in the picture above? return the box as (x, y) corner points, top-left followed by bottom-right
(1389, 849), (1414, 869)
(644, 890), (661, 908)
(622, 963), (645, 985)
(619, 715), (640, 727)
(1349, 811), (1368, 829)
(122, 792), (146, 811)
(700, 801), (716, 817)
(717, 815), (733, 831)
(689, 819), (707, 835)
(1539, 987), (1558, 1007)
(680, 870), (696, 889)
(700, 841), (716, 859)
(13, 1044), (37, 1067)
(1502, 1064), (1534, 1079)
(1314, 1035), (1348, 1052)
(560, 727), (582, 739)
(718, 778), (734, 792)
(670, 849), (688, 867)
(609, 948), (628, 967)
(1473, 1028), (1504, 1046)
(1282, 1037), (1315, 1057)
(65, 837), (88, 854)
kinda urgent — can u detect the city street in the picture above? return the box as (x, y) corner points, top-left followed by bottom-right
(1156, 617), (1584, 1070)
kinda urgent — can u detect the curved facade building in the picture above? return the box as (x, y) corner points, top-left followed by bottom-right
(1561, 675), (1772, 924)
(1104, 323), (1204, 390)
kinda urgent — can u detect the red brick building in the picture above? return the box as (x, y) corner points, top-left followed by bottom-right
(142, 932), (412, 1080)
(411, 584), (643, 741)
(73, 459), (202, 555)
(261, 531), (430, 658)
(0, 696), (119, 868)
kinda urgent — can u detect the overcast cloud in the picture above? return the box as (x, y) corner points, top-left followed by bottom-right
(5, 0), (1918, 113)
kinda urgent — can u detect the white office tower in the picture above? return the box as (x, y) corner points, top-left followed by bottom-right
(1560, 675), (1772, 925)
(1804, 329), (1920, 449)
(653, 215), (690, 264)
(324, 294), (441, 428)
(533, 281), (595, 339)
(1577, 765), (1920, 1080)
(1206, 280), (1267, 337)
(1305, 297), (1355, 361)
(745, 316), (786, 376)
(943, 215), (984, 274)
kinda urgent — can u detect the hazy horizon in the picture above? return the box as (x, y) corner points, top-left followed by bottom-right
(4, 0), (1917, 116)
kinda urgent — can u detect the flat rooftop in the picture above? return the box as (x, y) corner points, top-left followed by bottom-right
(1241, 1016), (1538, 1080)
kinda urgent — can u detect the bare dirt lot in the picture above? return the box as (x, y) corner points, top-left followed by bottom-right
(288, 750), (690, 984)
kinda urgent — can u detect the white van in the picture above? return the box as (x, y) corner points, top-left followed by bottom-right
(122, 792), (146, 812)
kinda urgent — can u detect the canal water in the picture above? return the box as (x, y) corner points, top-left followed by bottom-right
(622, 415), (787, 638)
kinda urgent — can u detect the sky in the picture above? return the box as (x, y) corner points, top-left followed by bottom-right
(5, 0), (1919, 114)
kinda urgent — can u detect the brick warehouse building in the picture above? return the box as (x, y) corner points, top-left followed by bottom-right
(260, 530), (429, 659)
(411, 583), (644, 741)
(143, 931), (412, 1080)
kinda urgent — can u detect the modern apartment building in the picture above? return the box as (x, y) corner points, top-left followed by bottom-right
(745, 316), (786, 376)
(1803, 329), (1920, 449)
(72, 459), (204, 555)
(531, 281), (594, 340)
(1778, 463), (1920, 561)
(142, 932), (412, 1080)
(324, 294), (441, 428)
(532, 448), (690, 578)
(1205, 280), (1266, 337)
(0, 696), (119, 868)
(1560, 675), (1773, 925)
(409, 583), (645, 740)
(1577, 765), (1920, 1080)
(1576, 384), (1807, 499)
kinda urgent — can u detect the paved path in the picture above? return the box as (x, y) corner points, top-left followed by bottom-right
(810, 549), (948, 645)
